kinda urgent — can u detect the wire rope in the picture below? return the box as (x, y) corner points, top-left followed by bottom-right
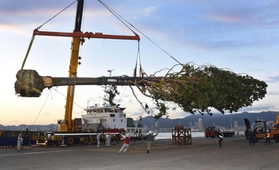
(98, 0), (138, 36)
(99, 0), (143, 77)
(29, 89), (52, 130)
(37, 0), (77, 29)
(98, 0), (183, 66)
(21, 0), (78, 69)
(53, 88), (84, 110)
(117, 86), (127, 104)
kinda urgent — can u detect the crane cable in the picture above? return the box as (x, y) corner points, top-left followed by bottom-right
(98, 0), (138, 36)
(98, 0), (183, 67)
(53, 88), (84, 110)
(133, 41), (142, 77)
(21, 35), (35, 69)
(29, 89), (52, 130)
(98, 0), (142, 77)
(21, 0), (77, 69)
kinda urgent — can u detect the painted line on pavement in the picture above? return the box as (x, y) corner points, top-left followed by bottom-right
(0, 149), (74, 157)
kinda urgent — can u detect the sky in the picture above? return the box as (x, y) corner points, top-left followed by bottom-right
(0, 0), (279, 126)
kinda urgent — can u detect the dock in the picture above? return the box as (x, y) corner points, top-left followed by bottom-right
(0, 136), (278, 170)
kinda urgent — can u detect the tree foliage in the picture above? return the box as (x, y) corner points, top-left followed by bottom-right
(103, 85), (119, 106)
(132, 63), (267, 119)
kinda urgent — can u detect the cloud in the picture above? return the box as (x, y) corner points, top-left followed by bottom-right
(0, 1), (78, 35)
(238, 104), (277, 113)
(130, 111), (144, 117)
(266, 75), (279, 83)
(156, 1), (279, 50)
(0, 0), (75, 12)
(140, 6), (157, 16)
(205, 12), (241, 23)
(267, 91), (279, 95)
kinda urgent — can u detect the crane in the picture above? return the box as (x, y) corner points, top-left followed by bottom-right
(14, 0), (144, 146)
(28, 0), (138, 133)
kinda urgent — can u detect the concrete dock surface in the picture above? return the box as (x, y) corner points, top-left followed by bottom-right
(0, 136), (278, 170)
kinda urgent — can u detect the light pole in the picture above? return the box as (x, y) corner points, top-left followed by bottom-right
(107, 69), (114, 76)
(86, 98), (94, 108)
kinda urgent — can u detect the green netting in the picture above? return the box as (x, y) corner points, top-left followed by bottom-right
(14, 69), (43, 97)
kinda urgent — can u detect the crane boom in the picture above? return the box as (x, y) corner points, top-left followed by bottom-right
(62, 0), (84, 132)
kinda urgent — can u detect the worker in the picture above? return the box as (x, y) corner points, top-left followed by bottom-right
(108, 133), (111, 146)
(146, 131), (158, 153)
(17, 134), (23, 151)
(218, 130), (224, 149)
(96, 133), (101, 147)
(247, 129), (255, 146)
(265, 130), (271, 145)
(111, 135), (117, 145)
(105, 133), (111, 147)
(119, 134), (130, 154)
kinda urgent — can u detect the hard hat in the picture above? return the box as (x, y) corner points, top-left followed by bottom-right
(148, 131), (153, 134)
(267, 130), (269, 132)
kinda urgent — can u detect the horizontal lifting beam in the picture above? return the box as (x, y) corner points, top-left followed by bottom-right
(33, 29), (140, 41)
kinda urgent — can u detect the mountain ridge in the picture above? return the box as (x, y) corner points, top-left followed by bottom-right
(0, 111), (278, 130)
(141, 111), (278, 129)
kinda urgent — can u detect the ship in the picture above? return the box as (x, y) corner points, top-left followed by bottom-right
(82, 102), (149, 141)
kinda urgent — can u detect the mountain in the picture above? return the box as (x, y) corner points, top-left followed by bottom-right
(141, 111), (278, 129)
(1, 111), (278, 130)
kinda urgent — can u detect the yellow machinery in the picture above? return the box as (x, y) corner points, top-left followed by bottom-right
(270, 113), (279, 142)
(244, 113), (279, 143)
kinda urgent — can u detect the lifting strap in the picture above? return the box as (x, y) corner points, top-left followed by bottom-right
(21, 35), (35, 69)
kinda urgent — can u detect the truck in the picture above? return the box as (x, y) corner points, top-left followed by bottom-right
(244, 113), (279, 142)
(204, 126), (235, 138)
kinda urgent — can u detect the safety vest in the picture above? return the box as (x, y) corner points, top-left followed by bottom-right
(266, 132), (270, 138)
(124, 136), (130, 144)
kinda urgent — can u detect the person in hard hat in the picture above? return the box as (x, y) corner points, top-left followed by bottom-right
(146, 131), (158, 153)
(96, 133), (101, 147)
(119, 134), (130, 154)
(105, 133), (111, 147)
(265, 130), (271, 145)
(218, 130), (224, 149)
(17, 134), (23, 151)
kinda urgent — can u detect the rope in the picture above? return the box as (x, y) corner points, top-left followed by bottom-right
(98, 0), (138, 36)
(99, 0), (143, 77)
(98, 0), (182, 66)
(117, 87), (127, 104)
(21, 1), (77, 69)
(21, 35), (35, 69)
(29, 89), (52, 130)
(37, 0), (77, 29)
(53, 88), (84, 110)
